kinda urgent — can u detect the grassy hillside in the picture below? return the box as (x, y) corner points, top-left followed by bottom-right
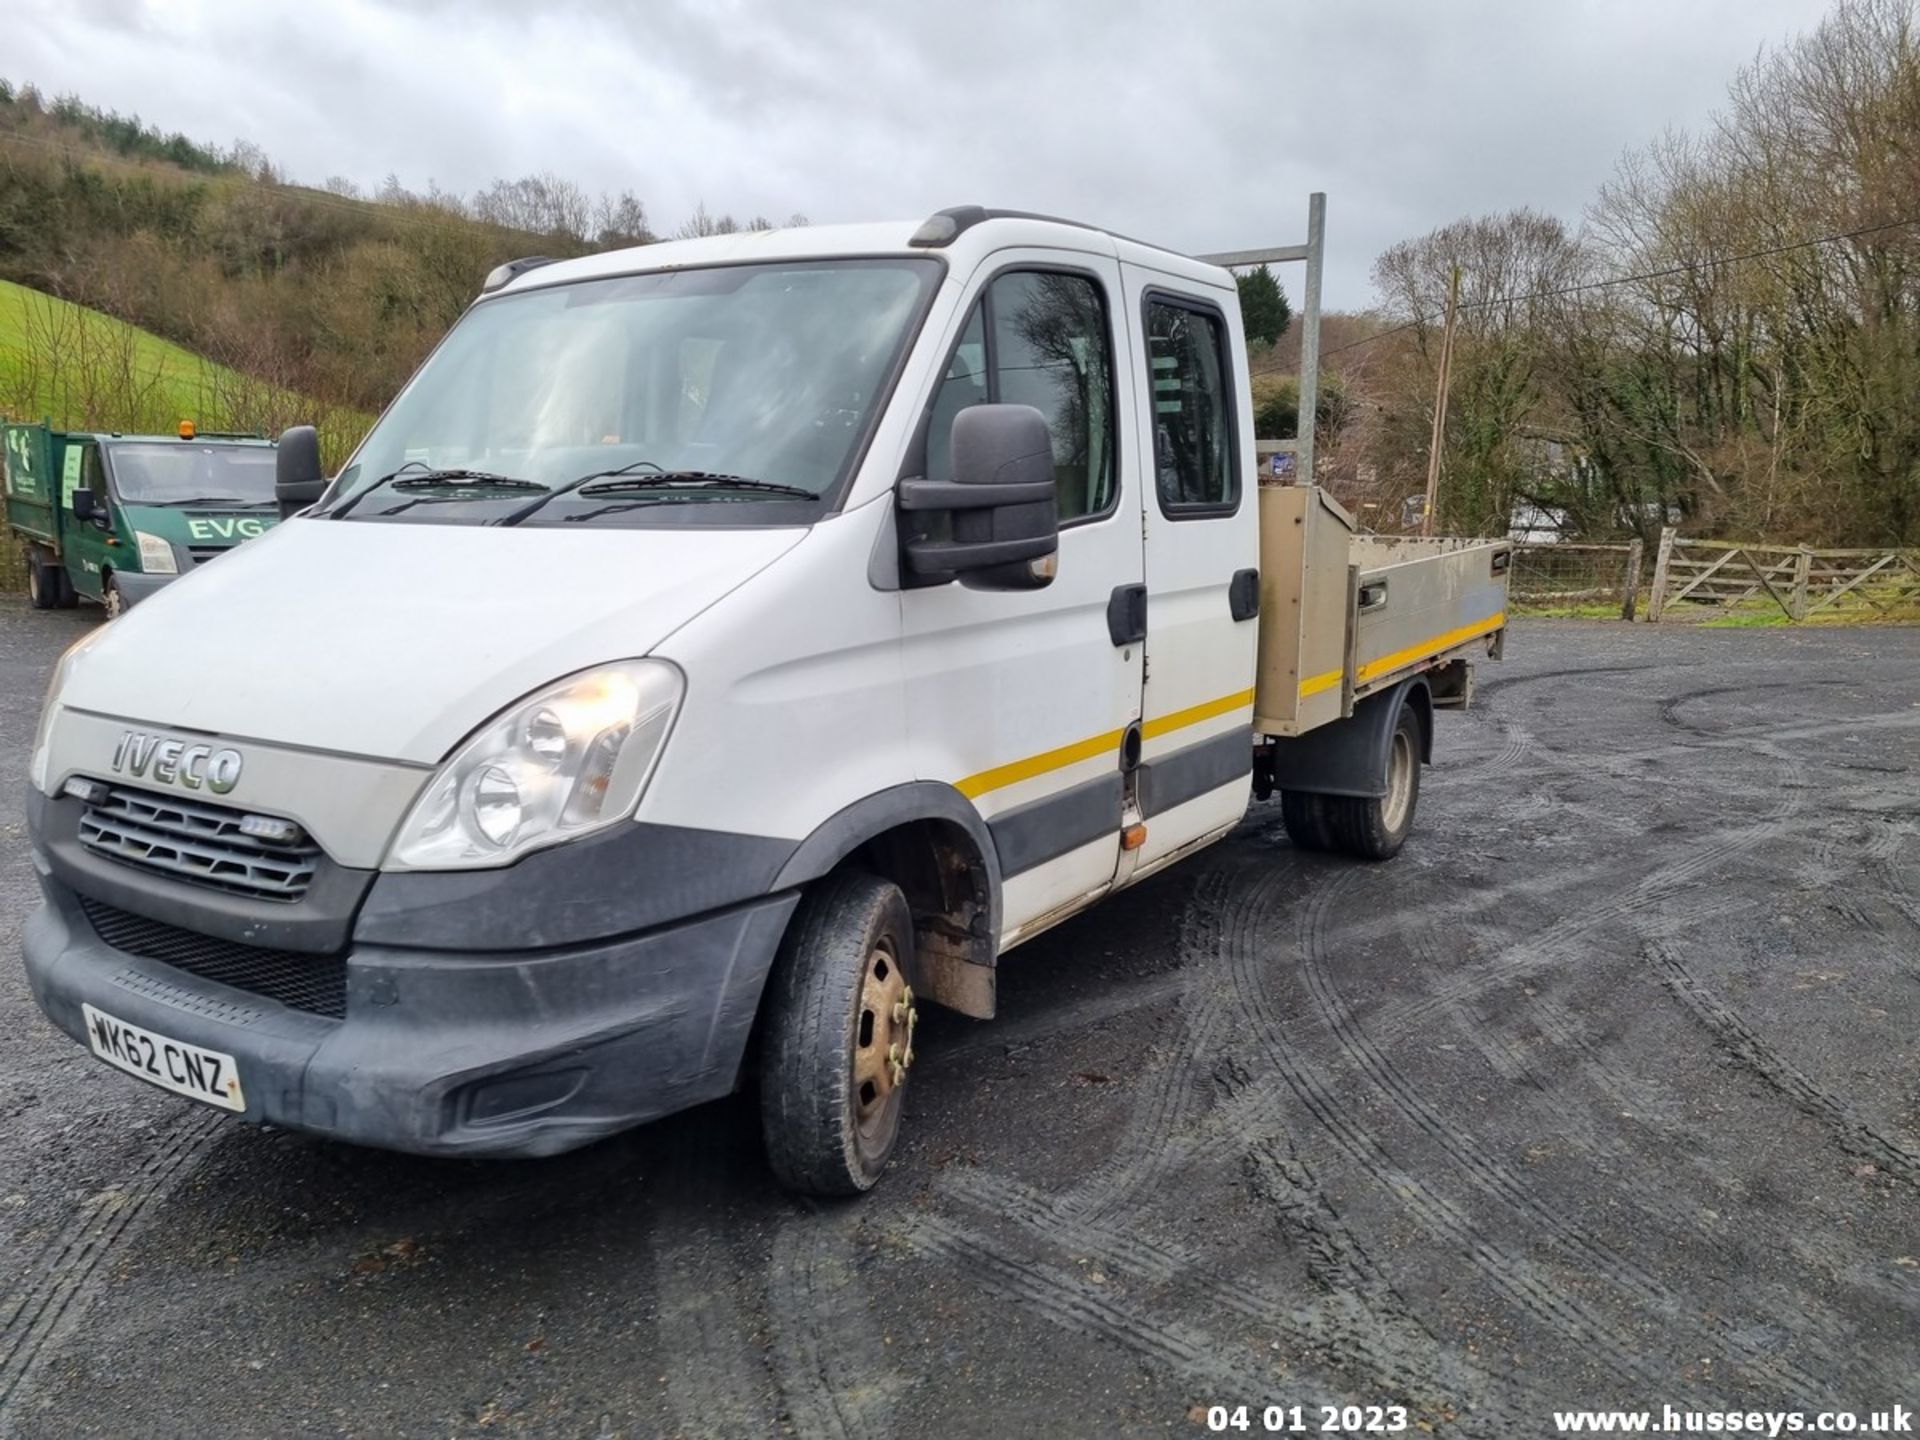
(1, 279), (251, 429)
(0, 278), (369, 593)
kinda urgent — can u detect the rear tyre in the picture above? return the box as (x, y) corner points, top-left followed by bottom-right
(26, 554), (54, 610)
(760, 870), (919, 1196)
(1328, 705), (1422, 861)
(1280, 789), (1338, 851)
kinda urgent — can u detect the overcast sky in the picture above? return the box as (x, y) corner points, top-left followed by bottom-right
(10, 0), (1831, 309)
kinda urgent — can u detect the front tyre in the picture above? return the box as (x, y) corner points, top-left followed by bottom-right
(102, 577), (125, 621)
(760, 870), (919, 1195)
(1329, 704), (1422, 860)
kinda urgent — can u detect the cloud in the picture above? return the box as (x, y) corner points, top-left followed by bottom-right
(5, 0), (1828, 306)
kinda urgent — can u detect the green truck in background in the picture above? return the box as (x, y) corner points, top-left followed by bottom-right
(4, 421), (281, 616)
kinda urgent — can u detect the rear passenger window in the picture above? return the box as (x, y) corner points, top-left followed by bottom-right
(1146, 298), (1237, 515)
(922, 269), (1117, 524)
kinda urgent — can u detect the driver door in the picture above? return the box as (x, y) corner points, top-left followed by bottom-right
(62, 439), (112, 602)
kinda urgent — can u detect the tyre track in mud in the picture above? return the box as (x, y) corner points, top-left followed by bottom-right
(945, 1138), (1540, 1432)
(1423, 919), (1746, 1234)
(0, 1107), (226, 1427)
(1294, 869), (1848, 1404)
(1368, 764), (1808, 1046)
(1647, 938), (1920, 1189)
(890, 1207), (1299, 1404)
(647, 1125), (773, 1440)
(766, 1202), (906, 1440)
(1058, 861), (1252, 1226)
(1221, 865), (1716, 1403)
(969, 848), (1529, 1426)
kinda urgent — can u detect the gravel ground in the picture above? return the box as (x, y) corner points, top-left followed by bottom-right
(0, 607), (1916, 1438)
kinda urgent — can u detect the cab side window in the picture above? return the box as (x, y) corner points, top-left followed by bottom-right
(1146, 297), (1238, 515)
(922, 270), (1117, 524)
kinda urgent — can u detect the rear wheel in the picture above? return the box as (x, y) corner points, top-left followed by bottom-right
(760, 870), (919, 1195)
(1328, 705), (1422, 860)
(26, 554), (54, 610)
(1280, 789), (1338, 851)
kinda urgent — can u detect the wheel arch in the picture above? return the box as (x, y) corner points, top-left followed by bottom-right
(773, 782), (1002, 1018)
(1265, 675), (1431, 799)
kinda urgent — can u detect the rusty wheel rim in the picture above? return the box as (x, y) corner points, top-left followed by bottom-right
(851, 941), (915, 1148)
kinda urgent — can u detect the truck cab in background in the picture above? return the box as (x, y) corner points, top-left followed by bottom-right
(4, 422), (281, 616)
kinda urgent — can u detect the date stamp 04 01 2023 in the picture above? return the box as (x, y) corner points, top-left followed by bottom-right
(1202, 1404), (1412, 1435)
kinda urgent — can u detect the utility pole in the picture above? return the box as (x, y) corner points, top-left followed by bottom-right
(1420, 264), (1461, 537)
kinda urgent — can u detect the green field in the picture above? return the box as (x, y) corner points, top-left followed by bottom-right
(1, 280), (370, 592)
(0, 279), (241, 429)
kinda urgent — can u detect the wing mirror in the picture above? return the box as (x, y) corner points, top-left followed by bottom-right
(275, 425), (328, 519)
(71, 487), (99, 523)
(898, 404), (1059, 590)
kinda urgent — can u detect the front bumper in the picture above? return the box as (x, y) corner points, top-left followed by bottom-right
(111, 570), (176, 608)
(23, 867), (797, 1158)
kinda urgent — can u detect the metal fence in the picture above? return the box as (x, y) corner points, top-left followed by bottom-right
(1647, 531), (1920, 622)
(1507, 540), (1645, 619)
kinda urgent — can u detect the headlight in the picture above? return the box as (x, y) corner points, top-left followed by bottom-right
(387, 660), (684, 870)
(134, 531), (177, 575)
(29, 635), (95, 794)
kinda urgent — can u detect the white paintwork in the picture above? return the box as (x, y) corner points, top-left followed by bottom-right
(55, 516), (804, 764)
(1124, 258), (1261, 867)
(37, 213), (1276, 950)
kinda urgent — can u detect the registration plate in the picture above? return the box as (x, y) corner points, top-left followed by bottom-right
(82, 1003), (246, 1112)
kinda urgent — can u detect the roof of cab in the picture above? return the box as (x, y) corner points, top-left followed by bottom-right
(494, 209), (1235, 298)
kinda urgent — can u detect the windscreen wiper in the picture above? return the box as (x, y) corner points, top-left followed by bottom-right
(494, 464), (814, 526)
(492, 460), (665, 526)
(166, 495), (278, 507)
(324, 466), (544, 519)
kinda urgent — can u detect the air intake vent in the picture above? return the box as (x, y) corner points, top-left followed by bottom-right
(80, 896), (347, 1019)
(77, 782), (319, 902)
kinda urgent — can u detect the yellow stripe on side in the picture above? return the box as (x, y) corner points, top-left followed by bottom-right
(955, 726), (1128, 800)
(1140, 687), (1256, 741)
(1355, 612), (1505, 685)
(1298, 668), (1343, 698)
(955, 687), (1257, 800)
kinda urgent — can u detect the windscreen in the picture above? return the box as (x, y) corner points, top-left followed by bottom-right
(108, 444), (278, 506)
(327, 258), (938, 524)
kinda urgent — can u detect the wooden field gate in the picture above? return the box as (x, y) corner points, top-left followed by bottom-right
(1647, 529), (1920, 622)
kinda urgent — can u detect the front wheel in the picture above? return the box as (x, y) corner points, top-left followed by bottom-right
(102, 577), (125, 621)
(1327, 704), (1422, 860)
(760, 870), (920, 1195)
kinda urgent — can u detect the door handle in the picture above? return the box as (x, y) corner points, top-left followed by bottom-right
(1106, 583), (1147, 646)
(1228, 568), (1259, 621)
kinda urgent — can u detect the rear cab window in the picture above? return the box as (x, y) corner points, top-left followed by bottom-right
(1144, 294), (1238, 518)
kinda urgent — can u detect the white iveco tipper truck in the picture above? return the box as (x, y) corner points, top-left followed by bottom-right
(24, 208), (1509, 1194)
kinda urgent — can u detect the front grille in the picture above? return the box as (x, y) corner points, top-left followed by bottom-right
(187, 545), (225, 566)
(78, 782), (319, 902)
(80, 896), (347, 1019)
